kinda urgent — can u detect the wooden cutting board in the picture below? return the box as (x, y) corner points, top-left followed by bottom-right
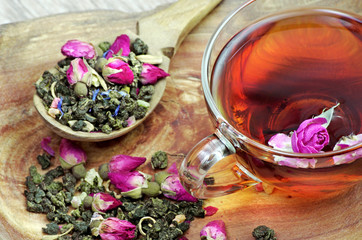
(0, 0), (360, 239)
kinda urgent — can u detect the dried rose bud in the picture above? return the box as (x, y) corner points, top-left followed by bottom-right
(61, 39), (96, 59)
(291, 117), (329, 153)
(99, 217), (136, 240)
(108, 171), (151, 199)
(102, 57), (134, 85)
(59, 138), (87, 170)
(160, 174), (198, 202)
(66, 58), (91, 85)
(41, 136), (55, 156)
(200, 220), (227, 240)
(139, 63), (169, 85)
(91, 192), (122, 213)
(109, 154), (146, 172)
(105, 34), (131, 59)
(157, 163), (198, 202)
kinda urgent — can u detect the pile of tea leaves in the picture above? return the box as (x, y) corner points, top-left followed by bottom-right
(25, 146), (204, 240)
(35, 35), (169, 134)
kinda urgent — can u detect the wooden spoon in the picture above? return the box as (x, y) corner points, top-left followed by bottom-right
(33, 0), (222, 142)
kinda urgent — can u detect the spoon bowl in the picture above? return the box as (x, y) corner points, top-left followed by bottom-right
(32, 0), (222, 141)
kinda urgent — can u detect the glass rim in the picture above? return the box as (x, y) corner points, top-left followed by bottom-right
(200, 0), (362, 159)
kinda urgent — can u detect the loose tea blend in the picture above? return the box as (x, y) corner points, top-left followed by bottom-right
(35, 35), (169, 134)
(25, 138), (206, 240)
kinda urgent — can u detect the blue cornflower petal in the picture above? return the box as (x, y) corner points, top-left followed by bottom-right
(57, 97), (64, 119)
(113, 105), (120, 117)
(119, 91), (128, 97)
(92, 89), (100, 101)
(101, 90), (111, 100)
(102, 49), (114, 58)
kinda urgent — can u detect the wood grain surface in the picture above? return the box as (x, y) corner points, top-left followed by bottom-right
(0, 0), (361, 239)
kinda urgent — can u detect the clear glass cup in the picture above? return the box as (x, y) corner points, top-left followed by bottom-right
(179, 0), (362, 198)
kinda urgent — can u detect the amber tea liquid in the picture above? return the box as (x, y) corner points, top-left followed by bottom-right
(211, 9), (362, 195)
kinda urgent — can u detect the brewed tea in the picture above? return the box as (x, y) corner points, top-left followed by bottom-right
(210, 8), (361, 194)
(211, 9), (362, 150)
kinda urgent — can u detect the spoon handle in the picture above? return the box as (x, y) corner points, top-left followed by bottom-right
(138, 0), (222, 58)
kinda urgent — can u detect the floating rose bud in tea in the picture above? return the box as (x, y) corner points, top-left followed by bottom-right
(61, 39), (95, 59)
(102, 57), (134, 84)
(291, 117), (329, 153)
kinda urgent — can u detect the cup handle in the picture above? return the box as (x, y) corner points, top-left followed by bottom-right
(179, 130), (261, 198)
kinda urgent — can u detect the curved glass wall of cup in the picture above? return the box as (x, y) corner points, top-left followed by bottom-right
(200, 0), (362, 158)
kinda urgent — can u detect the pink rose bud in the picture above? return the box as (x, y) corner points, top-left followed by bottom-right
(91, 193), (122, 213)
(204, 206), (218, 216)
(109, 154), (146, 173)
(161, 174), (198, 202)
(59, 138), (87, 169)
(105, 34), (131, 59)
(159, 163), (198, 202)
(200, 220), (227, 240)
(140, 63), (170, 85)
(41, 136), (55, 156)
(66, 58), (90, 85)
(102, 57), (134, 85)
(291, 117), (330, 153)
(61, 39), (95, 59)
(108, 171), (150, 199)
(99, 217), (136, 240)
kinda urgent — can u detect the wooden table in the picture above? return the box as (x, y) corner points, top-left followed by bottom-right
(0, 0), (361, 239)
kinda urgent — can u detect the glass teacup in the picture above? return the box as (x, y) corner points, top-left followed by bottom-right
(179, 0), (362, 198)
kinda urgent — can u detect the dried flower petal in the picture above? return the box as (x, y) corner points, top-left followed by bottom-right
(167, 162), (178, 175)
(102, 57), (134, 84)
(99, 217), (136, 240)
(126, 116), (136, 127)
(105, 34), (131, 59)
(333, 134), (362, 165)
(140, 63), (169, 85)
(59, 139), (87, 169)
(61, 39), (95, 59)
(71, 192), (87, 208)
(291, 117), (329, 153)
(268, 133), (292, 151)
(41, 137), (55, 156)
(204, 206), (218, 216)
(91, 193), (122, 213)
(50, 97), (61, 109)
(108, 155), (146, 173)
(66, 58), (90, 85)
(200, 220), (227, 240)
